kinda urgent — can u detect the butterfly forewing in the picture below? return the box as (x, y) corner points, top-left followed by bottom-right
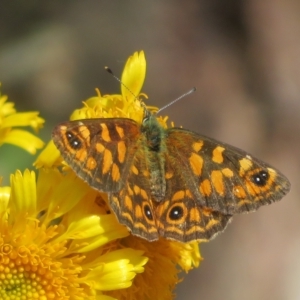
(52, 118), (141, 193)
(165, 128), (290, 215)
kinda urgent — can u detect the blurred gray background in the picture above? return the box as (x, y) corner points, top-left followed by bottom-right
(0, 1), (299, 299)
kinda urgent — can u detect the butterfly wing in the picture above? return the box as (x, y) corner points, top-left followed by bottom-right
(155, 156), (233, 242)
(109, 142), (160, 241)
(54, 118), (160, 240)
(154, 128), (290, 242)
(52, 118), (142, 193)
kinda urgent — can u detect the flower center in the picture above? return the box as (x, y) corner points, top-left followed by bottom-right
(0, 259), (47, 299)
(0, 244), (63, 300)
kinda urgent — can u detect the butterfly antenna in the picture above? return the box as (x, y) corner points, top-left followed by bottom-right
(156, 87), (196, 115)
(105, 66), (139, 98)
(105, 67), (124, 86)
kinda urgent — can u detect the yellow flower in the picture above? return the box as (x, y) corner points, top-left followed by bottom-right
(106, 237), (202, 300)
(34, 51), (202, 299)
(0, 169), (148, 299)
(0, 89), (44, 154)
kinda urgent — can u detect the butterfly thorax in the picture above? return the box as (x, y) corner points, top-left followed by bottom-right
(141, 113), (166, 202)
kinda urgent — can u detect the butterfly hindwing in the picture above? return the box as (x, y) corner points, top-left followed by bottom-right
(155, 154), (233, 241)
(109, 144), (160, 241)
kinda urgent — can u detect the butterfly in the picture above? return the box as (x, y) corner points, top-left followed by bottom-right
(52, 106), (290, 243)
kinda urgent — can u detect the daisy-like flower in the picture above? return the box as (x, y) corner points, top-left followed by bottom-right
(0, 88), (44, 154)
(0, 169), (147, 299)
(34, 51), (202, 299)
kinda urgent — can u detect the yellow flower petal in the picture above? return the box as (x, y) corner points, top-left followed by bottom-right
(176, 240), (202, 271)
(56, 215), (103, 242)
(68, 216), (129, 253)
(1, 129), (44, 154)
(10, 169), (36, 218)
(0, 186), (10, 220)
(34, 140), (61, 168)
(1, 111), (44, 130)
(0, 89), (44, 154)
(36, 167), (62, 210)
(0, 94), (16, 116)
(84, 249), (147, 291)
(121, 51), (146, 102)
(43, 172), (92, 222)
(75, 229), (128, 253)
